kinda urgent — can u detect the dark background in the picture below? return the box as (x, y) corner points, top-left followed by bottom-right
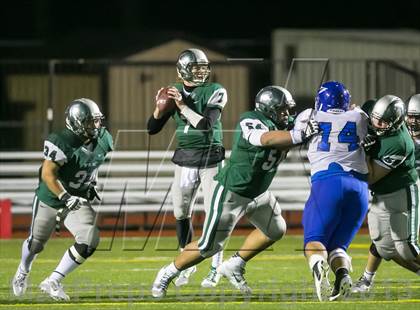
(2, 0), (420, 58)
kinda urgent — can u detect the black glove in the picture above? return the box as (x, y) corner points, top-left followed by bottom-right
(59, 192), (82, 211)
(86, 183), (101, 201)
(361, 134), (378, 153)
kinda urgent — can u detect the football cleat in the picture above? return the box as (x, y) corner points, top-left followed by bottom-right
(12, 266), (29, 297)
(151, 265), (178, 298)
(312, 260), (331, 302)
(201, 267), (221, 288)
(351, 275), (372, 293)
(330, 274), (352, 301)
(39, 277), (70, 301)
(217, 261), (252, 294)
(174, 265), (196, 287)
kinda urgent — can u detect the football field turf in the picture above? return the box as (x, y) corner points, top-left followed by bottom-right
(1, 235), (419, 309)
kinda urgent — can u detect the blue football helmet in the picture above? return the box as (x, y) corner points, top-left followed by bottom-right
(315, 81), (351, 113)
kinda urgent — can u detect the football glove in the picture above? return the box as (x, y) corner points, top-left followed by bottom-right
(361, 134), (378, 153)
(86, 182), (101, 201)
(59, 192), (82, 211)
(291, 119), (319, 144)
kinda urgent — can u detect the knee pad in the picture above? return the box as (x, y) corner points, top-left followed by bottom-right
(369, 243), (382, 259)
(28, 238), (44, 255)
(328, 248), (352, 271)
(173, 187), (196, 220)
(395, 240), (418, 261)
(266, 216), (287, 242)
(69, 243), (97, 264)
(86, 226), (100, 249)
(375, 243), (395, 261)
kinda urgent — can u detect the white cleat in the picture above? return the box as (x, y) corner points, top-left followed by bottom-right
(201, 267), (221, 288)
(312, 260), (331, 302)
(351, 275), (372, 293)
(174, 265), (196, 287)
(151, 266), (178, 298)
(217, 261), (252, 295)
(39, 277), (70, 301)
(330, 274), (352, 301)
(12, 267), (29, 297)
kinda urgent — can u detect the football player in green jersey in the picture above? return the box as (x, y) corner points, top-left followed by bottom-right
(12, 98), (113, 301)
(407, 94), (420, 175)
(151, 86), (319, 298)
(352, 95), (420, 294)
(147, 48), (227, 288)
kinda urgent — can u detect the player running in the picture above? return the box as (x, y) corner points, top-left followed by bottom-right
(12, 98), (113, 301)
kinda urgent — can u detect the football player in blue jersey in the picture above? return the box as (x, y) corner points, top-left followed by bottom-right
(294, 81), (370, 301)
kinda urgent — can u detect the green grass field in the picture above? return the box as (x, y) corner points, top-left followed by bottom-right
(0, 234), (419, 309)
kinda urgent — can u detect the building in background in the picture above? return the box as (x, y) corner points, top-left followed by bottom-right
(1, 37), (253, 151)
(272, 29), (420, 110)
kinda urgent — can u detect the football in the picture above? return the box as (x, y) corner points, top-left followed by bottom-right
(156, 87), (176, 113)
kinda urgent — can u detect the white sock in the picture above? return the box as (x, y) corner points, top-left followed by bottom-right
(167, 262), (181, 276)
(308, 254), (326, 271)
(230, 253), (246, 269)
(49, 250), (80, 282)
(211, 251), (223, 269)
(363, 268), (376, 282)
(20, 239), (37, 273)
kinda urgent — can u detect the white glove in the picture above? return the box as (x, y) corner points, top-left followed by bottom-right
(291, 119), (319, 144)
(59, 192), (82, 211)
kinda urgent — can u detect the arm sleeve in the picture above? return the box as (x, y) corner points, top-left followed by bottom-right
(195, 107), (221, 130)
(147, 112), (172, 135)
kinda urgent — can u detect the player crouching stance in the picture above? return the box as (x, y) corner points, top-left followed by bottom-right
(151, 86), (318, 298)
(298, 82), (370, 301)
(12, 99), (113, 301)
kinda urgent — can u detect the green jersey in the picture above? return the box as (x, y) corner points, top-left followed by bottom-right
(215, 110), (287, 199)
(415, 139), (420, 175)
(370, 125), (418, 194)
(35, 127), (113, 208)
(172, 82), (227, 149)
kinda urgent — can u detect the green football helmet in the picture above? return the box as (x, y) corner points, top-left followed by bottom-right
(407, 94), (420, 137)
(176, 48), (210, 86)
(255, 86), (296, 129)
(65, 98), (104, 139)
(370, 95), (405, 136)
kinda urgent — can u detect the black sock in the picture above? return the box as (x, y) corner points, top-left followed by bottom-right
(334, 267), (349, 290)
(176, 218), (193, 248)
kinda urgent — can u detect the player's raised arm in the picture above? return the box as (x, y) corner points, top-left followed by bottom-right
(169, 86), (227, 130)
(147, 88), (173, 135)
